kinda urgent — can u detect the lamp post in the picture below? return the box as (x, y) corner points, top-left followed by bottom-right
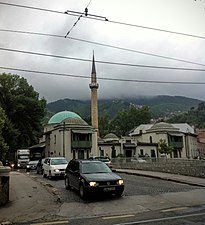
(63, 122), (65, 157)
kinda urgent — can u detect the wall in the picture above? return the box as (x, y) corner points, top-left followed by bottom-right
(113, 158), (205, 178)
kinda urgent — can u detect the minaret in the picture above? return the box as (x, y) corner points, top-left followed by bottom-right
(89, 52), (99, 131)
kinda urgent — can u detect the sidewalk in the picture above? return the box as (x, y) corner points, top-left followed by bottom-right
(116, 168), (205, 187)
(0, 171), (59, 224)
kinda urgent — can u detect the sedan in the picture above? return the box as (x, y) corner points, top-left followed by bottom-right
(26, 160), (38, 172)
(43, 157), (69, 179)
(65, 159), (124, 200)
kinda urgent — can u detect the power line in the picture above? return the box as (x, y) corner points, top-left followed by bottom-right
(1, 1), (205, 40)
(0, 47), (205, 72)
(1, 28), (205, 67)
(0, 66), (204, 85)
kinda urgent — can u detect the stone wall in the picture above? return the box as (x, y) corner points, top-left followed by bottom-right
(112, 158), (205, 178)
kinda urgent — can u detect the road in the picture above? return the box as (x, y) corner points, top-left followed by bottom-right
(20, 170), (205, 225)
(2, 171), (205, 225)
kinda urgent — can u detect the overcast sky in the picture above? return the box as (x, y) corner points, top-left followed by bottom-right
(0, 0), (205, 103)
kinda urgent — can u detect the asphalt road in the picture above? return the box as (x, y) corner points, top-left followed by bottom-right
(32, 171), (202, 203)
(14, 170), (205, 225)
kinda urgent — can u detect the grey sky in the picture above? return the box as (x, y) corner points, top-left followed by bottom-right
(0, 0), (205, 102)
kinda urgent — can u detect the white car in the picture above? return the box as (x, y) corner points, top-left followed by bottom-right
(131, 158), (147, 163)
(43, 157), (68, 179)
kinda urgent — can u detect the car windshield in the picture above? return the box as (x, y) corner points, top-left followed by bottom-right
(51, 159), (67, 165)
(81, 162), (112, 174)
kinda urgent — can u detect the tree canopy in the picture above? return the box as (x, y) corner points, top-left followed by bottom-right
(108, 106), (151, 137)
(0, 73), (47, 154)
(158, 139), (173, 156)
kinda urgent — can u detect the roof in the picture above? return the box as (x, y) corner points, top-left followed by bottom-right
(104, 133), (119, 140)
(147, 122), (179, 133)
(172, 123), (195, 134)
(48, 111), (83, 125)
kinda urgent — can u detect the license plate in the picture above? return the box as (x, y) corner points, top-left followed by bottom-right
(104, 187), (115, 191)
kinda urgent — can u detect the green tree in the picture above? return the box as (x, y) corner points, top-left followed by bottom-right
(0, 107), (9, 160)
(158, 139), (173, 156)
(109, 106), (151, 136)
(0, 73), (47, 152)
(99, 112), (110, 137)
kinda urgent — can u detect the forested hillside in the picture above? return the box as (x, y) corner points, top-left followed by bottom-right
(47, 95), (203, 119)
(167, 102), (205, 128)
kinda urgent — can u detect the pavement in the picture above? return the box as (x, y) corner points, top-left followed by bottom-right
(0, 169), (205, 224)
(116, 169), (205, 187)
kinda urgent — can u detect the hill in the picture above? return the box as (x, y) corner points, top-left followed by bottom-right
(47, 95), (203, 119)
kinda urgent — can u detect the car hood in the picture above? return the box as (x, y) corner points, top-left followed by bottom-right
(82, 172), (121, 181)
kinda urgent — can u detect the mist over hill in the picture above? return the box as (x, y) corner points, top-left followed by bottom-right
(47, 95), (203, 119)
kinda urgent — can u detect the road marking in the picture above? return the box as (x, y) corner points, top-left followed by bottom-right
(162, 207), (188, 212)
(31, 221), (69, 225)
(102, 215), (135, 220)
(113, 212), (205, 225)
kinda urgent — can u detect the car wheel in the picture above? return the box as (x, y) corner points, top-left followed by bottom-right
(65, 177), (71, 190)
(79, 184), (87, 200)
(48, 171), (52, 179)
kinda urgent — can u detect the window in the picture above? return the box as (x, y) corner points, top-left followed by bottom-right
(140, 149), (144, 156)
(150, 136), (152, 143)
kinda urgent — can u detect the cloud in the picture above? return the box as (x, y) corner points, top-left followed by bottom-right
(0, 0), (205, 102)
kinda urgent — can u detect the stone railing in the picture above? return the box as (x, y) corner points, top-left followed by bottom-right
(0, 161), (11, 206)
(112, 157), (205, 178)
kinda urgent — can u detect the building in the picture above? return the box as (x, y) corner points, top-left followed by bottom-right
(129, 122), (198, 159)
(43, 111), (98, 160)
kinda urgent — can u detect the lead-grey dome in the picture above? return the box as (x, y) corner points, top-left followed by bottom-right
(147, 122), (179, 133)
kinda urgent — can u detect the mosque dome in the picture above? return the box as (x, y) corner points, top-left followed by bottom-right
(147, 122), (179, 133)
(48, 111), (87, 125)
(104, 133), (119, 142)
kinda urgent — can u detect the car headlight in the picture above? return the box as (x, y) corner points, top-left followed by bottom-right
(117, 179), (124, 185)
(54, 169), (59, 172)
(89, 181), (98, 187)
(26, 165), (30, 168)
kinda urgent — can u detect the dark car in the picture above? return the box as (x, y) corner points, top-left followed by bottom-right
(36, 158), (45, 174)
(65, 159), (124, 200)
(26, 160), (38, 172)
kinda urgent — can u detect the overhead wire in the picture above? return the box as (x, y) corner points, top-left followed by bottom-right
(0, 1), (205, 40)
(0, 47), (205, 72)
(0, 66), (204, 85)
(0, 28), (205, 67)
(64, 0), (93, 37)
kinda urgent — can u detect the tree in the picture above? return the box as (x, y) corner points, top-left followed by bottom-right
(0, 73), (47, 152)
(109, 106), (151, 136)
(158, 139), (173, 156)
(99, 112), (111, 137)
(0, 107), (9, 160)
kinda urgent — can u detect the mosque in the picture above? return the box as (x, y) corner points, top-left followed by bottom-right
(29, 54), (204, 160)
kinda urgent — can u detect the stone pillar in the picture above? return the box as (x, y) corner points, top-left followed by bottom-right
(0, 161), (11, 206)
